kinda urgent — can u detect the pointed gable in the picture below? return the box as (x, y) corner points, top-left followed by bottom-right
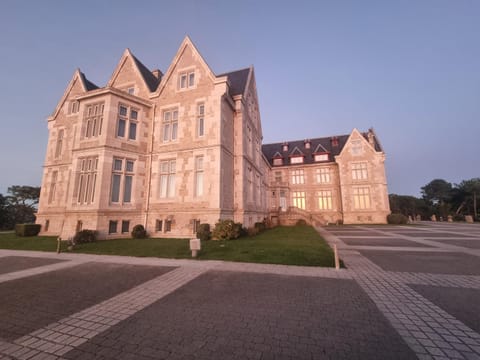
(290, 146), (304, 156)
(108, 49), (160, 96)
(49, 69), (97, 120)
(313, 143), (328, 154)
(154, 36), (216, 97)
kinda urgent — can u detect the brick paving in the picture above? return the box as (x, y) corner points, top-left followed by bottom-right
(0, 256), (65, 275)
(0, 222), (478, 359)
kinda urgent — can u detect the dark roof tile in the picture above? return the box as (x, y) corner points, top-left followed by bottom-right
(218, 68), (250, 96)
(131, 54), (161, 92)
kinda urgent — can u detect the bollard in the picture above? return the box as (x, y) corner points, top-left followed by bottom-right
(56, 237), (62, 254)
(334, 244), (340, 270)
(189, 238), (201, 258)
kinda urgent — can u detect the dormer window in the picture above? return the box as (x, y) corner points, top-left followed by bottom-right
(314, 153), (329, 162)
(290, 156), (304, 164)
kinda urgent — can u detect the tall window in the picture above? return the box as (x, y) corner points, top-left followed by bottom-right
(76, 156), (98, 205)
(274, 171), (282, 182)
(55, 129), (64, 158)
(117, 104), (138, 140)
(84, 102), (104, 139)
(162, 109), (178, 142)
(292, 191), (306, 210)
(48, 171), (58, 204)
(315, 168), (331, 184)
(121, 220), (130, 233)
(179, 71), (195, 89)
(353, 187), (371, 209)
(109, 220), (118, 234)
(159, 160), (176, 198)
(317, 190), (333, 210)
(194, 156), (204, 197)
(197, 103), (205, 137)
(111, 158), (135, 203)
(291, 169), (305, 185)
(352, 162), (368, 180)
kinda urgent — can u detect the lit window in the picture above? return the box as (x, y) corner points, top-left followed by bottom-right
(352, 163), (368, 180)
(317, 190), (333, 210)
(273, 158), (283, 166)
(314, 153), (329, 162)
(290, 156), (304, 164)
(76, 156), (98, 205)
(315, 168), (331, 183)
(159, 160), (176, 198)
(291, 169), (305, 185)
(353, 187), (371, 209)
(163, 109), (178, 142)
(292, 191), (306, 210)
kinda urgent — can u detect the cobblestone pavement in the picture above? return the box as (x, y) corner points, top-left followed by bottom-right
(0, 222), (478, 359)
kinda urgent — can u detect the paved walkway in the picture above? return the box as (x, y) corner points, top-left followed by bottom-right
(0, 222), (478, 359)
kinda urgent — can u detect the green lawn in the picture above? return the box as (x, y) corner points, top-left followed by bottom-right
(0, 225), (337, 267)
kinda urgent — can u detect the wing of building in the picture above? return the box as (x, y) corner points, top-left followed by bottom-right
(36, 36), (390, 239)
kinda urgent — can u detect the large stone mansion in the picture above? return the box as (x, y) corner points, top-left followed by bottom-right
(36, 37), (390, 239)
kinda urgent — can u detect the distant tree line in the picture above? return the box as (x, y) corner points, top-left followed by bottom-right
(390, 178), (480, 221)
(0, 186), (40, 230)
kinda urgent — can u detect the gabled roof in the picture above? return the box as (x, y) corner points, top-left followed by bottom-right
(217, 68), (250, 96)
(290, 146), (304, 156)
(79, 71), (99, 91)
(262, 130), (383, 167)
(131, 53), (161, 92)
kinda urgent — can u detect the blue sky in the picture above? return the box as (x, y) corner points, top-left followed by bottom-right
(0, 0), (479, 196)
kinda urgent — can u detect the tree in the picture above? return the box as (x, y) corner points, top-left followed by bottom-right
(421, 179), (453, 218)
(1, 186), (41, 229)
(454, 178), (480, 219)
(389, 194), (432, 220)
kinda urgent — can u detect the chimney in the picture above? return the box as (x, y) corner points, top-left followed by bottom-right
(282, 142), (289, 152)
(151, 69), (163, 80)
(330, 136), (339, 147)
(367, 128), (375, 147)
(304, 139), (311, 149)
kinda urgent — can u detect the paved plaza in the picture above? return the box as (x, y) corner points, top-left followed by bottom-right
(0, 222), (479, 359)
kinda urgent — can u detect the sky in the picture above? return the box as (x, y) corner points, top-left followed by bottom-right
(0, 0), (479, 197)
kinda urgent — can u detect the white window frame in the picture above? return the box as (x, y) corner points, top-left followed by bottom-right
(292, 191), (306, 210)
(162, 109), (178, 142)
(76, 156), (98, 205)
(194, 156), (204, 197)
(179, 71), (195, 90)
(315, 168), (331, 184)
(352, 162), (368, 181)
(291, 169), (305, 185)
(353, 187), (371, 209)
(110, 158), (135, 204)
(197, 103), (205, 137)
(159, 160), (176, 198)
(116, 104), (138, 141)
(317, 190), (333, 210)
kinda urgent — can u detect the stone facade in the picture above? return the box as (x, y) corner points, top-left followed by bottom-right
(36, 37), (390, 239)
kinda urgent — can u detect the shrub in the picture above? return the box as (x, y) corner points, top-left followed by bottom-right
(387, 213), (408, 225)
(131, 224), (147, 239)
(254, 222), (266, 232)
(452, 214), (464, 222)
(212, 219), (240, 240)
(15, 224), (41, 237)
(296, 219), (307, 226)
(234, 222), (244, 237)
(196, 223), (211, 241)
(73, 229), (97, 244)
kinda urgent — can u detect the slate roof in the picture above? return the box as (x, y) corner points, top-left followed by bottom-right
(218, 68), (250, 96)
(131, 54), (161, 92)
(79, 72), (99, 91)
(262, 132), (383, 167)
